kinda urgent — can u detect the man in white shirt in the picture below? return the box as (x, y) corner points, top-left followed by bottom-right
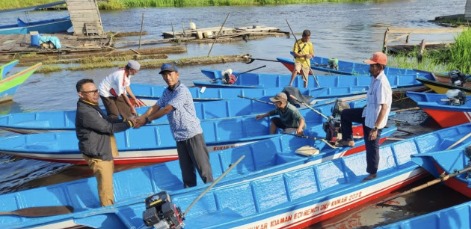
(99, 60), (145, 120)
(338, 52), (392, 182)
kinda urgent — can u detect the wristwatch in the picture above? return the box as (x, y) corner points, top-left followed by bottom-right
(372, 126), (378, 131)
(145, 116), (151, 124)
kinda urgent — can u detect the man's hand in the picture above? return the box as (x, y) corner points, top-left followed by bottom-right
(369, 129), (378, 141)
(255, 114), (265, 120)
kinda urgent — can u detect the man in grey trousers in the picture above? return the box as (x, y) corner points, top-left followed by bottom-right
(135, 63), (213, 187)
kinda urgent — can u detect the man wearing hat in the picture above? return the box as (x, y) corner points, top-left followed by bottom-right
(255, 92), (305, 135)
(338, 52), (392, 182)
(136, 63), (214, 188)
(99, 60), (145, 121)
(289, 29), (314, 88)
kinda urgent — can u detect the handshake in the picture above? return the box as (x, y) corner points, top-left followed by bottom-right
(127, 115), (151, 128)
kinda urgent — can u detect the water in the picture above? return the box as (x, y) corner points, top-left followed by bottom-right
(0, 0), (468, 227)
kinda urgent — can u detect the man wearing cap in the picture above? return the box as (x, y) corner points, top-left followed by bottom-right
(136, 63), (214, 188)
(289, 29), (314, 88)
(75, 78), (136, 206)
(255, 92), (306, 135)
(99, 60), (145, 121)
(338, 52), (392, 182)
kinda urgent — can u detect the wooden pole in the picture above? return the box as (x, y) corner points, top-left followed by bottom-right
(183, 155), (245, 216)
(382, 27), (389, 53)
(417, 39), (426, 63)
(207, 13), (230, 57)
(138, 13), (144, 50)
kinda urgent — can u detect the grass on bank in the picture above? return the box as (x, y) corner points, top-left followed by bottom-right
(1, 0), (369, 10)
(391, 28), (471, 74)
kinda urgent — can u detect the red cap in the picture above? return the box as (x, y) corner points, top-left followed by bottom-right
(364, 52), (387, 65)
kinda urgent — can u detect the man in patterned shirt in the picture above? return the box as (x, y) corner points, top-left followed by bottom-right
(136, 63), (213, 188)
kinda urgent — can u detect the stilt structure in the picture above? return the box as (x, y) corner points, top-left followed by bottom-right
(65, 0), (104, 37)
(466, 0), (471, 20)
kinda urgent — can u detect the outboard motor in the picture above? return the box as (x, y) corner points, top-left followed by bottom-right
(143, 191), (184, 229)
(446, 89), (466, 106)
(322, 99), (348, 143)
(449, 70), (466, 87)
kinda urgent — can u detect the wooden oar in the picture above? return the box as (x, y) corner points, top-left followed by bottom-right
(183, 155), (245, 217)
(0, 206), (74, 217)
(285, 133), (337, 149)
(289, 94), (329, 120)
(377, 166), (471, 206)
(246, 57), (281, 64)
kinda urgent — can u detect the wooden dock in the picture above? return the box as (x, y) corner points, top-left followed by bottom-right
(162, 25), (289, 40)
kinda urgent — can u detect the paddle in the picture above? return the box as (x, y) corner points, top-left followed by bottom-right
(183, 155), (245, 217)
(289, 94), (329, 120)
(377, 166), (471, 207)
(233, 65), (266, 78)
(237, 95), (273, 105)
(246, 57), (281, 64)
(285, 19), (320, 87)
(285, 133), (337, 149)
(0, 205), (74, 217)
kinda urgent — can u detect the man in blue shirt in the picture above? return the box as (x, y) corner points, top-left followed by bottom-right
(136, 63), (214, 188)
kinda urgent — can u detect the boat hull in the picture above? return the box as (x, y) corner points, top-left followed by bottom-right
(0, 17), (72, 35)
(0, 62), (42, 103)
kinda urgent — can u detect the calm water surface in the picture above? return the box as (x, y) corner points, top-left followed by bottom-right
(0, 0), (468, 227)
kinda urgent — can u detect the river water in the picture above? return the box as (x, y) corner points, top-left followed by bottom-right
(0, 0), (468, 228)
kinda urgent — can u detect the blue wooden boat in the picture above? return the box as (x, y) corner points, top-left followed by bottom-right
(195, 68), (429, 91)
(0, 62), (42, 104)
(0, 100), (369, 165)
(416, 77), (471, 95)
(411, 146), (471, 198)
(0, 99), (276, 134)
(0, 2), (72, 34)
(378, 199), (471, 229)
(0, 16), (72, 35)
(407, 91), (471, 128)
(3, 124), (471, 229)
(277, 55), (432, 78)
(132, 83), (368, 105)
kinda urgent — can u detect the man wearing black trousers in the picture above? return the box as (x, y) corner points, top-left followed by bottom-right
(338, 52), (392, 182)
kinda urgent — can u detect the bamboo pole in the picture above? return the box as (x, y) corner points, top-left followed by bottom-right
(138, 13), (144, 50)
(207, 13), (230, 57)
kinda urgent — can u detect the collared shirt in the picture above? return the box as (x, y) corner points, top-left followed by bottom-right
(268, 103), (305, 128)
(293, 40), (314, 67)
(99, 69), (130, 97)
(158, 82), (202, 141)
(362, 71), (392, 129)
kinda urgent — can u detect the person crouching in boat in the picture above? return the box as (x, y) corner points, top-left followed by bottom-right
(256, 92), (305, 135)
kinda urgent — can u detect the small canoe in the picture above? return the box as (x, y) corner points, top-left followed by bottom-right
(378, 198), (471, 229)
(277, 55), (432, 78)
(132, 83), (368, 104)
(432, 71), (471, 88)
(416, 77), (471, 94)
(4, 123), (471, 229)
(0, 100), (368, 165)
(407, 91), (471, 128)
(0, 62), (42, 104)
(196, 68), (426, 91)
(0, 99), (276, 134)
(0, 16), (72, 35)
(411, 147), (471, 198)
